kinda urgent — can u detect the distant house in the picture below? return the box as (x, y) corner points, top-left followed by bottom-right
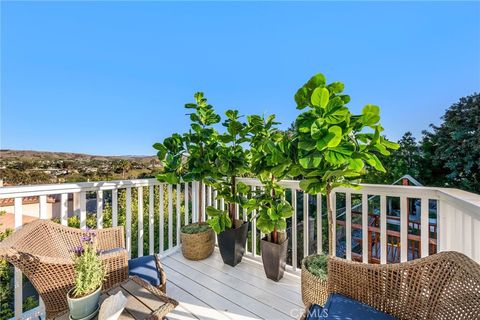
(0, 196), (64, 231)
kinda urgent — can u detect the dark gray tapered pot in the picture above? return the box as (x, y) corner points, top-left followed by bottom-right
(217, 220), (249, 267)
(260, 236), (288, 281)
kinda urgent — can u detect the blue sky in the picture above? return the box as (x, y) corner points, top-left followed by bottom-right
(1, 1), (479, 156)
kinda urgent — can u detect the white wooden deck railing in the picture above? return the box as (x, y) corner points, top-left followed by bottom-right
(1, 178), (479, 319)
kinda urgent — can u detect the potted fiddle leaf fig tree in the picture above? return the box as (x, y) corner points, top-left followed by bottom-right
(206, 109), (251, 267)
(245, 114), (297, 281)
(154, 92), (220, 261)
(294, 72), (399, 306)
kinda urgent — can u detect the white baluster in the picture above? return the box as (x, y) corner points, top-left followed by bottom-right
(380, 195), (387, 264)
(138, 187), (144, 257)
(346, 192), (352, 261)
(176, 184), (181, 247)
(80, 191), (87, 229)
(331, 192), (336, 256)
(14, 198), (23, 319)
(159, 185), (165, 254)
(292, 189), (297, 271)
(303, 193), (309, 258)
(184, 182), (189, 225)
(126, 187), (132, 259)
(168, 184), (173, 249)
(112, 189), (118, 227)
(97, 190), (103, 229)
(60, 193), (68, 226)
(400, 196), (408, 262)
(316, 194), (322, 254)
(149, 185), (154, 255)
(362, 193), (368, 263)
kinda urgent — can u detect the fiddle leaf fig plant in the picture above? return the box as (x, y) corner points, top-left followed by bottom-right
(243, 114), (296, 244)
(154, 92), (221, 224)
(206, 110), (251, 234)
(294, 73), (399, 255)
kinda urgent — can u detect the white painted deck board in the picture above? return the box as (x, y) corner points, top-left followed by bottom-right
(164, 251), (302, 320)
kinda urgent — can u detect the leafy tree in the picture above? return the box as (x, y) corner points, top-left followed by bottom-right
(364, 131), (422, 184)
(420, 93), (480, 193)
(243, 114), (295, 244)
(154, 92), (221, 224)
(206, 110), (251, 233)
(293, 73), (399, 254)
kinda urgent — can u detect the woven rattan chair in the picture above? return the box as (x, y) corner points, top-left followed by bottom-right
(0, 219), (129, 319)
(325, 251), (480, 319)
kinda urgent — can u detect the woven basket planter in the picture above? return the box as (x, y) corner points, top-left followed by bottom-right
(301, 255), (328, 307)
(180, 223), (215, 261)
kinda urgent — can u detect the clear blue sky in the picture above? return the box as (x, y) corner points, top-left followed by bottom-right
(1, 1), (479, 156)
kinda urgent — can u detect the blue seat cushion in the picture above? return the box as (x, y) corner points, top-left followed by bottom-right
(128, 255), (162, 286)
(306, 294), (397, 320)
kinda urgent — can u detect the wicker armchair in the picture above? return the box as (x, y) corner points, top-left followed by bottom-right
(0, 220), (129, 318)
(327, 251), (480, 319)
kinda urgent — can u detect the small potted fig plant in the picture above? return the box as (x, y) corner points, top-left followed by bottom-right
(68, 230), (106, 320)
(154, 92), (219, 261)
(245, 114), (297, 281)
(293, 72), (398, 305)
(206, 110), (251, 267)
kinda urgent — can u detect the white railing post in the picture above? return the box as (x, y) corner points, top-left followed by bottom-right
(137, 187), (144, 257)
(159, 185), (165, 254)
(13, 198), (23, 319)
(361, 193), (368, 263)
(96, 190), (103, 229)
(251, 186), (257, 257)
(303, 193), (309, 258)
(292, 189), (297, 271)
(60, 193), (68, 226)
(345, 192), (352, 261)
(331, 192), (336, 257)
(420, 198), (430, 258)
(149, 185), (155, 255)
(80, 191), (87, 229)
(168, 184), (173, 250)
(126, 187), (132, 259)
(400, 196), (408, 262)
(184, 182), (189, 225)
(176, 184), (181, 247)
(380, 195), (387, 264)
(112, 189), (118, 227)
(316, 194), (322, 254)
(39, 195), (47, 219)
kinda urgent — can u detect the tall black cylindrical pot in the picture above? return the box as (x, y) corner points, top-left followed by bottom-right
(260, 236), (288, 281)
(217, 220), (249, 267)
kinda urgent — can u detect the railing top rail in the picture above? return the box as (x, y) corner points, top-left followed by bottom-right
(1, 177), (479, 217)
(0, 178), (163, 198)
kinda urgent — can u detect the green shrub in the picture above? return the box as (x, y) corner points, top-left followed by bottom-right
(305, 254), (328, 281)
(181, 223), (211, 234)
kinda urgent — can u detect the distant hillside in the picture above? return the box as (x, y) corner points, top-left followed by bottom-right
(0, 150), (161, 185)
(0, 150), (157, 163)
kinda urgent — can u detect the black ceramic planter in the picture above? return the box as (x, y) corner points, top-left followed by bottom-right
(217, 220), (249, 267)
(260, 236), (288, 281)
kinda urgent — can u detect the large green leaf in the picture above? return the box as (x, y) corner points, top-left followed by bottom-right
(361, 104), (381, 125)
(311, 87), (330, 108)
(324, 143), (355, 165)
(316, 125), (342, 150)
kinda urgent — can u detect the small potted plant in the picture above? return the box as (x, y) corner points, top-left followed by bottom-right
(293, 72), (398, 306)
(245, 114), (296, 281)
(67, 230), (106, 320)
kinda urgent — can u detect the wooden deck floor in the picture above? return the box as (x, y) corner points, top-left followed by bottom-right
(162, 249), (304, 320)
